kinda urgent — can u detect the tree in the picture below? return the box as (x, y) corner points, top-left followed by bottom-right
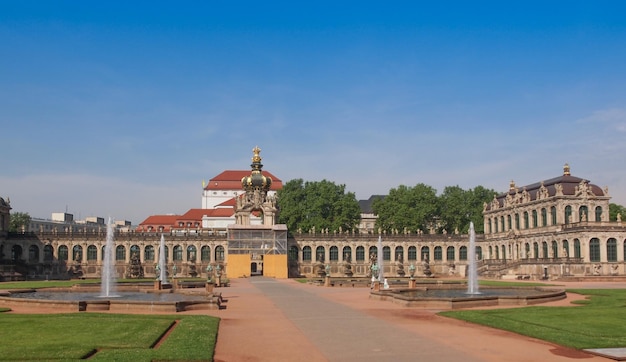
(439, 185), (470, 234)
(9, 212), (31, 232)
(609, 203), (626, 221)
(467, 186), (498, 233)
(373, 183), (439, 233)
(277, 179), (361, 233)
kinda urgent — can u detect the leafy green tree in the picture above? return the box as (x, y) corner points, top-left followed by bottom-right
(467, 186), (498, 233)
(609, 203), (626, 221)
(439, 185), (470, 234)
(277, 179), (361, 233)
(9, 212), (31, 232)
(373, 183), (439, 233)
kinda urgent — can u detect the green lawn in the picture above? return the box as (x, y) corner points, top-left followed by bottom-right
(440, 288), (626, 349)
(0, 312), (218, 361)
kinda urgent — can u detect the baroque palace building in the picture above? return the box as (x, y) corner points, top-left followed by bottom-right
(1, 150), (625, 281)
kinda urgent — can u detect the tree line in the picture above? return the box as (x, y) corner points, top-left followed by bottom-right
(277, 179), (498, 234)
(276, 179), (626, 235)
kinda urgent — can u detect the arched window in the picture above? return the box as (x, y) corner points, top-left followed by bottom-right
(607, 238), (617, 262)
(288, 246), (299, 261)
(488, 246), (493, 259)
(524, 211), (529, 229)
(542, 242), (548, 259)
(116, 245), (126, 261)
(515, 214), (520, 230)
(302, 246), (312, 261)
(532, 210), (538, 228)
(476, 246), (482, 260)
(495, 246), (499, 259)
(330, 246), (339, 261)
(488, 219), (492, 233)
(501, 245), (506, 260)
(369, 246), (377, 259)
(394, 246), (403, 261)
(408, 246), (417, 261)
(145, 245), (155, 262)
(579, 206), (589, 222)
(130, 245), (140, 259)
(563, 240), (569, 258)
(316, 246), (325, 262)
(552, 241), (558, 259)
(215, 245), (224, 261)
(356, 246), (365, 261)
(87, 245), (97, 261)
(551, 206), (557, 225)
(434, 246), (442, 261)
(565, 205), (572, 224)
(421, 246), (430, 261)
(73, 245), (83, 261)
(524, 243), (530, 259)
(541, 208), (547, 227)
(494, 217), (498, 233)
(43, 245), (54, 262)
(383, 246), (391, 261)
(58, 245), (68, 261)
(533, 242), (539, 259)
(11, 245), (23, 261)
(500, 216), (505, 232)
(187, 245), (197, 261)
(173, 245), (183, 261)
(574, 239), (581, 258)
(507, 215), (512, 230)
(589, 238), (600, 262)
(446, 246), (455, 261)
(200, 246), (210, 261)
(459, 246), (467, 260)
(342, 246), (352, 261)
(28, 245), (39, 262)
(595, 206), (603, 222)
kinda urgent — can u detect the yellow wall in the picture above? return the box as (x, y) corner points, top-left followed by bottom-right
(226, 254), (252, 278)
(263, 254), (288, 278)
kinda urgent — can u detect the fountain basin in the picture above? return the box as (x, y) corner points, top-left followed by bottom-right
(0, 285), (221, 312)
(370, 286), (566, 309)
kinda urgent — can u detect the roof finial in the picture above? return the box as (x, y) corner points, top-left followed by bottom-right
(252, 146), (262, 163)
(509, 180), (516, 191)
(563, 163), (571, 176)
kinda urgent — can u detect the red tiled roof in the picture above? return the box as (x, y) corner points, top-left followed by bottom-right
(216, 198), (237, 207)
(179, 209), (213, 220)
(205, 170), (282, 191)
(138, 215), (179, 225)
(202, 208), (236, 217)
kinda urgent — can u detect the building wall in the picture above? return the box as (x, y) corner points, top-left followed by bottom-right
(2, 224), (626, 281)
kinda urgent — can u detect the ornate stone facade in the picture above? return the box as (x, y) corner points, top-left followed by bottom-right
(2, 164), (625, 281)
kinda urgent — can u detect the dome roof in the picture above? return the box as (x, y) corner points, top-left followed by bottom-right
(241, 146), (272, 191)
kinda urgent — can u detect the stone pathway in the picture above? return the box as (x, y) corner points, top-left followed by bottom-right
(206, 278), (611, 361)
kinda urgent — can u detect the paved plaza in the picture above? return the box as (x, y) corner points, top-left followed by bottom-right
(204, 278), (616, 361)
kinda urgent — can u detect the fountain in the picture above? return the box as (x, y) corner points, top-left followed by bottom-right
(377, 235), (384, 282)
(0, 230), (222, 312)
(370, 223), (565, 309)
(158, 234), (168, 285)
(467, 221), (479, 295)
(100, 217), (117, 297)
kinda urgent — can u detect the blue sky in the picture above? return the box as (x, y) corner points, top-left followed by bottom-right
(1, 1), (625, 224)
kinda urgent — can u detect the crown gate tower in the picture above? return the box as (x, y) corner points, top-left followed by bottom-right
(226, 147), (288, 278)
